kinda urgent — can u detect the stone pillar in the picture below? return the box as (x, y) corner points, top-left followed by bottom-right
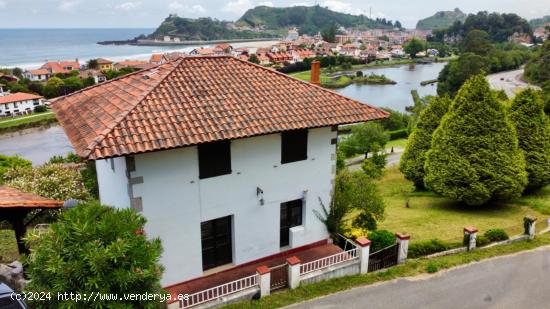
(395, 232), (410, 264)
(524, 216), (537, 239)
(286, 256), (301, 289)
(464, 227), (478, 251)
(256, 266), (271, 297)
(355, 237), (371, 274)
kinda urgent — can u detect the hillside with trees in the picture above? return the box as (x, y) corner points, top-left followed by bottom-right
(237, 5), (399, 35)
(416, 8), (467, 30)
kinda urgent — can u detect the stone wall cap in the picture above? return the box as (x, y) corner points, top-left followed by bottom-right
(464, 226), (478, 233)
(256, 265), (270, 275)
(286, 256), (301, 266)
(355, 236), (372, 247)
(395, 232), (411, 240)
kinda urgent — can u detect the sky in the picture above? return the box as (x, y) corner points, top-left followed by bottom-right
(0, 0), (548, 29)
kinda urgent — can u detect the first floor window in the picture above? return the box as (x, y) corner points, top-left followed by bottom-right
(201, 216), (233, 271)
(280, 199), (303, 247)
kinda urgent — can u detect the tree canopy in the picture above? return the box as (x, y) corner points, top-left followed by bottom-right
(509, 89), (550, 191)
(400, 96), (451, 189)
(404, 37), (427, 58)
(524, 40), (550, 85)
(425, 74), (527, 206)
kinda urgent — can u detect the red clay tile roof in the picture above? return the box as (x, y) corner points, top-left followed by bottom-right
(96, 58), (113, 64)
(0, 92), (43, 104)
(51, 56), (388, 160)
(0, 186), (63, 208)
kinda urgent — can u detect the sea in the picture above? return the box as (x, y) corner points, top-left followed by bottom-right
(0, 28), (273, 69)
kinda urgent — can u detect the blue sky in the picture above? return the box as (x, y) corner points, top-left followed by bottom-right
(0, 0), (548, 29)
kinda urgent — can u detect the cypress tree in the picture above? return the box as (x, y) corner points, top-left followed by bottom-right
(424, 74), (527, 206)
(400, 96), (451, 189)
(509, 89), (550, 191)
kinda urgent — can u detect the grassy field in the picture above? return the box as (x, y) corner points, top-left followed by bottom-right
(0, 229), (18, 263)
(224, 232), (550, 309)
(385, 138), (408, 150)
(0, 111), (57, 133)
(374, 166), (550, 243)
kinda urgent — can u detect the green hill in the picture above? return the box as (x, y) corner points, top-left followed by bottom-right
(530, 16), (550, 29)
(148, 15), (278, 41)
(416, 8), (467, 30)
(237, 5), (397, 35)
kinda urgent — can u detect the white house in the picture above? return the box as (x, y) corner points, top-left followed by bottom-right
(0, 92), (45, 117)
(51, 56), (388, 287)
(23, 69), (51, 82)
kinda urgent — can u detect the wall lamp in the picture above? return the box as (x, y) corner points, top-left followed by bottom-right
(257, 187), (265, 206)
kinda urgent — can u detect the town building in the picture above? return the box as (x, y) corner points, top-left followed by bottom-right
(41, 60), (80, 74)
(149, 54), (164, 65)
(78, 69), (107, 84)
(22, 69), (51, 82)
(114, 60), (155, 71)
(0, 92), (45, 117)
(51, 56), (387, 287)
(96, 58), (114, 71)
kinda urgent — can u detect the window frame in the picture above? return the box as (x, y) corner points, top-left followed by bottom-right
(198, 140), (232, 179)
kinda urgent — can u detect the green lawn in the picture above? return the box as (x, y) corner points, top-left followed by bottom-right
(0, 229), (18, 263)
(374, 166), (550, 244)
(386, 138), (408, 150)
(0, 111), (57, 133)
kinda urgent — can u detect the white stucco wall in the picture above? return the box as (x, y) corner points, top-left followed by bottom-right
(96, 157), (131, 209)
(0, 98), (44, 116)
(97, 127), (337, 286)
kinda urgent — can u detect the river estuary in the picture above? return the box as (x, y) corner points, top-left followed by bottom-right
(0, 62), (446, 165)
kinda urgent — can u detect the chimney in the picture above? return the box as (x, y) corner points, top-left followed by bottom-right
(310, 60), (320, 86)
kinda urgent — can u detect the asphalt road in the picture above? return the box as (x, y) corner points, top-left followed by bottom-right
(487, 69), (540, 98)
(286, 246), (550, 309)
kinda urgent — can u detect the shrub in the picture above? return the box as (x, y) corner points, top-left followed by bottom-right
(509, 89), (550, 191)
(425, 75), (527, 206)
(0, 154), (31, 182)
(362, 159), (383, 179)
(33, 105), (48, 113)
(399, 96), (450, 189)
(426, 262), (438, 273)
(476, 235), (491, 247)
(25, 202), (164, 308)
(388, 128), (409, 140)
(368, 230), (395, 252)
(4, 164), (91, 201)
(484, 229), (509, 242)
(408, 239), (453, 258)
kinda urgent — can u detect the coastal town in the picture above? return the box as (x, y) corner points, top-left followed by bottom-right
(0, 2), (550, 309)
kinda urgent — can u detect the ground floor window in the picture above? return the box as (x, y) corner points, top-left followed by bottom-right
(201, 216), (233, 271)
(280, 199), (303, 247)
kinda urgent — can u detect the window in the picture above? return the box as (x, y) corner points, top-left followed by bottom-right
(198, 140), (231, 179)
(280, 199), (303, 247)
(281, 129), (308, 164)
(201, 216), (233, 270)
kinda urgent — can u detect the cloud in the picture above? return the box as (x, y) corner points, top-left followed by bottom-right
(168, 1), (205, 14)
(0, 1), (5, 8)
(58, 0), (80, 11)
(291, 2), (309, 6)
(115, 1), (142, 11)
(258, 1), (273, 6)
(320, 0), (368, 15)
(222, 0), (253, 14)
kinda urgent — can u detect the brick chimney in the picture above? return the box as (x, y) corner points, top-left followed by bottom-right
(310, 60), (320, 86)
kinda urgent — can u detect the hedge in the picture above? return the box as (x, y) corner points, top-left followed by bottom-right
(388, 128), (409, 140)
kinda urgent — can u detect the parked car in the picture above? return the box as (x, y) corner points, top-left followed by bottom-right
(0, 283), (27, 308)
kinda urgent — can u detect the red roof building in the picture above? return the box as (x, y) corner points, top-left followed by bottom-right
(41, 60), (80, 74)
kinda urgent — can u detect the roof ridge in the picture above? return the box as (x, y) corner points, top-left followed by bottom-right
(81, 58), (184, 158)
(229, 56), (386, 112)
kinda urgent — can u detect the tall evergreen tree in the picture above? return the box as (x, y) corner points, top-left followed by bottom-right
(424, 75), (527, 206)
(400, 96), (451, 189)
(509, 89), (550, 191)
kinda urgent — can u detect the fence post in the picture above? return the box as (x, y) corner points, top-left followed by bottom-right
(524, 216), (537, 239)
(464, 227), (478, 251)
(395, 232), (410, 264)
(286, 256), (301, 289)
(355, 237), (371, 274)
(256, 266), (271, 297)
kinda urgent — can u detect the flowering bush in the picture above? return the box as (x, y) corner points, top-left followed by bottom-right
(4, 164), (91, 201)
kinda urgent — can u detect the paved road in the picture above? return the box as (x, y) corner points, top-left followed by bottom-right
(346, 148), (403, 172)
(286, 246), (550, 309)
(487, 69), (540, 98)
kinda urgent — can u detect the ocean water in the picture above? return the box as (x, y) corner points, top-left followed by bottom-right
(0, 28), (192, 68)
